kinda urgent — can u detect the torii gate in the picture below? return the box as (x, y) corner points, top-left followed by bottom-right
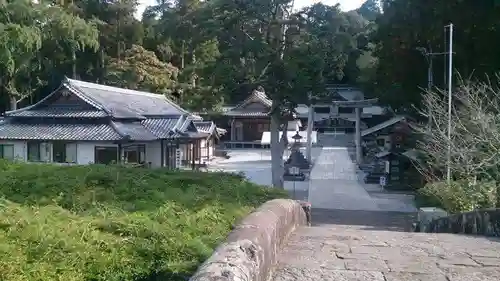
(305, 98), (378, 165)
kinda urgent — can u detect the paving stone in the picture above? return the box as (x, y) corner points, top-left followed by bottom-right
(437, 256), (480, 267)
(384, 272), (448, 281)
(471, 256), (500, 267)
(443, 266), (500, 281)
(467, 248), (500, 258)
(345, 259), (389, 271)
(386, 259), (443, 274)
(273, 267), (386, 281)
(350, 245), (404, 255)
(278, 252), (345, 270)
(321, 240), (350, 253)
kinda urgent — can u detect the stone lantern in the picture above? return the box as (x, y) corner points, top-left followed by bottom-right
(284, 131), (309, 181)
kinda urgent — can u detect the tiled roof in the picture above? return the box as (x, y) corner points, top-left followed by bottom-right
(112, 121), (158, 141)
(65, 78), (189, 119)
(223, 111), (269, 117)
(0, 122), (122, 141)
(361, 116), (406, 137)
(231, 90), (272, 111)
(6, 108), (107, 118)
(0, 78), (216, 141)
(193, 121), (214, 133)
(140, 117), (180, 139)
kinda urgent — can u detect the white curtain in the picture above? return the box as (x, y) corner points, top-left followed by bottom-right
(65, 143), (77, 163)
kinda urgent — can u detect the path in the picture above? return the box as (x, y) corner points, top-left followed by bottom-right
(272, 134), (500, 281)
(272, 209), (500, 281)
(308, 133), (415, 212)
(208, 148), (322, 200)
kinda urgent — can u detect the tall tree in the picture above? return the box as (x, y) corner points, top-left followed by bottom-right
(105, 44), (179, 94)
(372, 0), (500, 112)
(41, 3), (100, 79)
(193, 1), (366, 187)
(0, 0), (43, 111)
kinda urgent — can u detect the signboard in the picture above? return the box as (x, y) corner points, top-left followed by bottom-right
(175, 149), (182, 168)
(385, 160), (390, 174)
(379, 176), (387, 187)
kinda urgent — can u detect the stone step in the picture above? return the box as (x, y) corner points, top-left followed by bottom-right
(311, 208), (417, 230)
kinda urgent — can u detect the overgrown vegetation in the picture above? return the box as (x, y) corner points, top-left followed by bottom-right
(413, 77), (500, 213)
(416, 180), (497, 213)
(0, 160), (287, 281)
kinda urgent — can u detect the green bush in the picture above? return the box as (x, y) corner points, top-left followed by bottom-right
(0, 160), (287, 281)
(417, 180), (497, 213)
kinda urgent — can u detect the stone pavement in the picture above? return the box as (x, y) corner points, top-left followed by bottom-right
(308, 134), (416, 212)
(272, 209), (500, 281)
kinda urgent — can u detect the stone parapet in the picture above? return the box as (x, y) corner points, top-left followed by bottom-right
(189, 199), (308, 281)
(421, 208), (500, 236)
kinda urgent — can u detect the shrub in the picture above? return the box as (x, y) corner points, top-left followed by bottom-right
(0, 160), (287, 281)
(417, 180), (497, 213)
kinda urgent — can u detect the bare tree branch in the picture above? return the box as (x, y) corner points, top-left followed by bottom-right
(414, 75), (500, 182)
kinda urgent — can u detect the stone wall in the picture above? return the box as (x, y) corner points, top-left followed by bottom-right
(425, 208), (500, 236)
(189, 199), (309, 281)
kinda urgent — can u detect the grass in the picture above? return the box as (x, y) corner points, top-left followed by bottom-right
(0, 160), (287, 281)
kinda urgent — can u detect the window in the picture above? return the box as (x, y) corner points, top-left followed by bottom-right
(95, 146), (118, 164)
(27, 141), (50, 162)
(0, 144), (14, 160)
(123, 145), (145, 164)
(53, 142), (77, 163)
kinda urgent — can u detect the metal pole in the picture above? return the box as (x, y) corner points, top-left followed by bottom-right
(427, 52), (433, 129)
(446, 23), (453, 184)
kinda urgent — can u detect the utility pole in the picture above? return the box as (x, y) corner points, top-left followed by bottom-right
(445, 23), (454, 184)
(416, 46), (448, 129)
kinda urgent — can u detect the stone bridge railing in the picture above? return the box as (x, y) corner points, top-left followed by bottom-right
(417, 208), (500, 237)
(189, 199), (311, 281)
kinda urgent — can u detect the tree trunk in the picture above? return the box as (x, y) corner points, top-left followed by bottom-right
(181, 40), (185, 70)
(9, 96), (17, 111)
(191, 52), (196, 87)
(72, 50), (77, 79)
(270, 110), (289, 189)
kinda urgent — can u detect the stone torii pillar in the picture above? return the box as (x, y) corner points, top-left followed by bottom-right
(305, 105), (314, 163)
(331, 98), (378, 165)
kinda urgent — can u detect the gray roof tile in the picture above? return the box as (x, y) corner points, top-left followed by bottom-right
(141, 118), (180, 139)
(0, 79), (214, 142)
(0, 122), (121, 141)
(223, 111), (269, 117)
(7, 108), (107, 118)
(233, 90), (272, 109)
(193, 121), (214, 133)
(112, 121), (158, 141)
(66, 78), (188, 119)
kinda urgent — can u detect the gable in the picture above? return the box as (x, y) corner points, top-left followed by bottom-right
(185, 121), (198, 132)
(240, 101), (269, 111)
(39, 87), (94, 109)
(331, 91), (349, 102)
(232, 90), (272, 111)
